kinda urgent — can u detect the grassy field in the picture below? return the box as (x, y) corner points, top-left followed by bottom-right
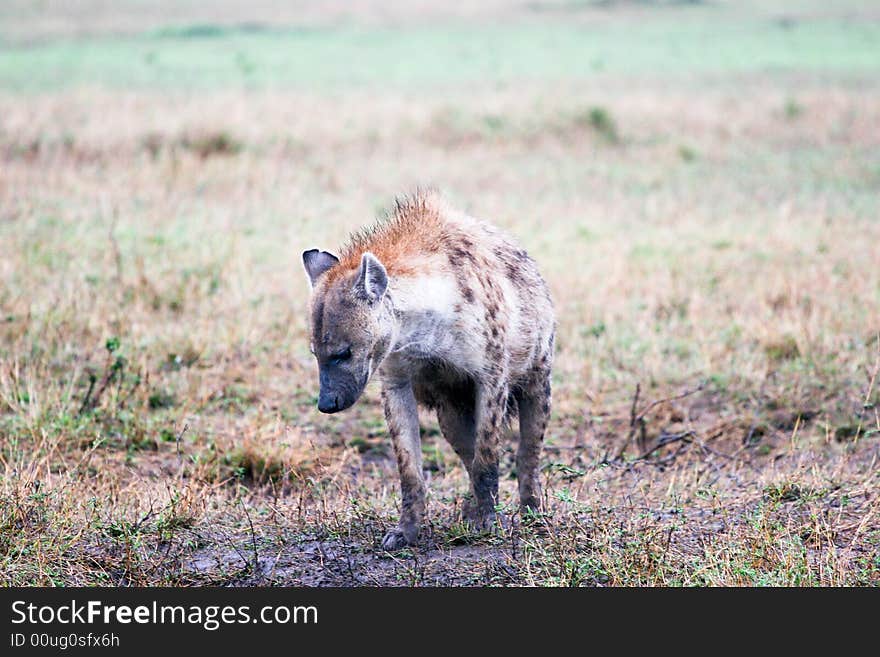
(1, 1), (879, 586)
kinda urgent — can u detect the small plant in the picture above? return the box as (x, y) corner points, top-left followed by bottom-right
(784, 98), (803, 120)
(481, 114), (506, 134)
(764, 335), (800, 363)
(141, 132), (164, 159)
(78, 337), (138, 416)
(678, 145), (697, 162)
(763, 482), (824, 503)
(764, 482), (803, 502)
(575, 106), (619, 143)
(583, 321), (606, 338)
(148, 390), (176, 410)
(156, 489), (202, 541)
(180, 131), (242, 158)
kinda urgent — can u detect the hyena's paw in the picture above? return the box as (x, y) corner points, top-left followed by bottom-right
(468, 511), (497, 533)
(461, 499), (498, 533)
(380, 525), (417, 551)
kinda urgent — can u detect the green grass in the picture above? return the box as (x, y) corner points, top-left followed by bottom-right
(2, 19), (880, 91)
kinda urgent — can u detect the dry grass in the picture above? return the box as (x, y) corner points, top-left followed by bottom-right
(1, 2), (879, 586)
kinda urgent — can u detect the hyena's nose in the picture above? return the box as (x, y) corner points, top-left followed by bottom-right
(317, 393), (340, 414)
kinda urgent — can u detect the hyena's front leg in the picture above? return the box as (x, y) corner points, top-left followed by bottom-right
(380, 380), (425, 551)
(469, 377), (508, 530)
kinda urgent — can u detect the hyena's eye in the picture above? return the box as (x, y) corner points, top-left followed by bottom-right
(328, 347), (352, 365)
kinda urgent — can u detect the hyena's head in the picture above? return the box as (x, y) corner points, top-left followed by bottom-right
(302, 249), (394, 414)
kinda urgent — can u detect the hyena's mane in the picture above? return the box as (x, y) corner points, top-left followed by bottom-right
(325, 190), (448, 283)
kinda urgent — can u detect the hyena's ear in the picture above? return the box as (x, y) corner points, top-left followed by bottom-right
(353, 252), (388, 303)
(302, 249), (339, 288)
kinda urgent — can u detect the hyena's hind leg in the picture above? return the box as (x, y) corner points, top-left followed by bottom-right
(469, 376), (509, 529)
(514, 361), (552, 513)
(436, 399), (480, 521)
(436, 399), (476, 471)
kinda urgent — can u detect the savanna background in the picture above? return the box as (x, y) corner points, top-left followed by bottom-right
(1, 0), (879, 586)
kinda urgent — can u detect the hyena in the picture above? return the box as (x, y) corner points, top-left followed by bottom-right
(302, 191), (554, 550)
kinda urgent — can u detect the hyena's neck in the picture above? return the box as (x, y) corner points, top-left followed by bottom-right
(364, 293), (398, 380)
(384, 273), (463, 366)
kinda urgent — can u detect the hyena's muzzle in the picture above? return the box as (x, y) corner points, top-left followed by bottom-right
(317, 363), (368, 413)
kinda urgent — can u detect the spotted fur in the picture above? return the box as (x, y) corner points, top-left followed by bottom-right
(303, 191), (555, 550)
